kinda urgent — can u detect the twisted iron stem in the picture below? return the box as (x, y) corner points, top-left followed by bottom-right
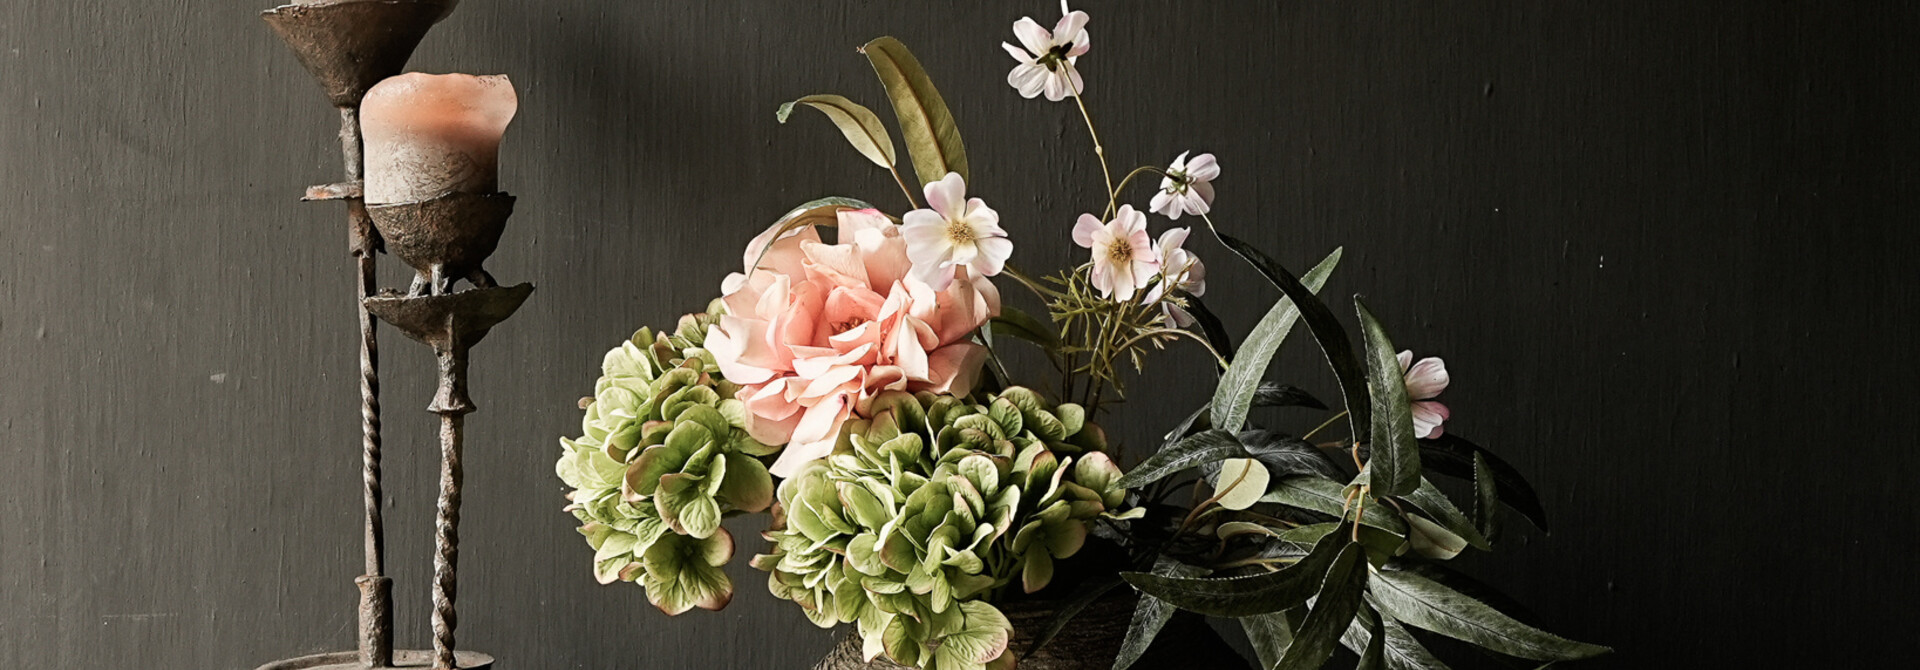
(341, 105), (393, 669)
(432, 412), (465, 670)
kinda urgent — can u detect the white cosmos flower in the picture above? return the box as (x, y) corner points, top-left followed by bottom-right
(1141, 227), (1207, 326)
(1149, 152), (1220, 219)
(1072, 205), (1158, 301)
(901, 172), (1011, 289)
(1002, 1), (1091, 102)
(1398, 351), (1452, 438)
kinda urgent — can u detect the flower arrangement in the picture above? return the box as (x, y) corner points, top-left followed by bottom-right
(556, 4), (1608, 668)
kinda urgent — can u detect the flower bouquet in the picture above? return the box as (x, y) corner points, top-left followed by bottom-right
(555, 4), (1609, 668)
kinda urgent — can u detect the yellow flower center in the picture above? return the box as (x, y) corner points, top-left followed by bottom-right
(1106, 239), (1134, 264)
(945, 219), (975, 245)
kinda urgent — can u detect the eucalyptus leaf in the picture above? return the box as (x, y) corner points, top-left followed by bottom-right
(861, 36), (968, 185)
(1122, 522), (1351, 618)
(777, 94), (897, 170)
(1114, 429), (1249, 489)
(1205, 232), (1371, 450)
(1401, 478), (1490, 551)
(1356, 605), (1387, 670)
(1241, 611), (1294, 670)
(1262, 476), (1407, 536)
(1473, 452), (1501, 543)
(1343, 604), (1451, 670)
(1417, 434), (1550, 533)
(1354, 299), (1421, 497)
(1211, 248), (1341, 435)
(1026, 578), (1121, 656)
(1182, 294), (1237, 366)
(1112, 557), (1205, 670)
(1273, 542), (1368, 670)
(1369, 567), (1611, 662)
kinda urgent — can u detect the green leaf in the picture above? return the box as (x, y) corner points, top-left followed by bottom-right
(1343, 606), (1452, 670)
(777, 94), (897, 170)
(861, 36), (968, 185)
(1162, 383), (1326, 457)
(1122, 522), (1351, 618)
(1355, 605), (1387, 670)
(1114, 429), (1250, 489)
(640, 529), (735, 615)
(1232, 429), (1345, 482)
(989, 306), (1062, 351)
(1473, 452), (1501, 543)
(1404, 514), (1468, 561)
(1354, 299), (1421, 497)
(1026, 578), (1121, 657)
(1417, 434), (1550, 533)
(719, 453), (774, 513)
(1241, 611), (1294, 670)
(935, 601), (1012, 669)
(1401, 478), (1489, 551)
(1205, 232), (1371, 450)
(1369, 567), (1611, 662)
(1182, 294), (1237, 369)
(1214, 458), (1270, 511)
(1262, 476), (1407, 536)
(1211, 248), (1342, 434)
(1273, 542), (1368, 670)
(1112, 557), (1205, 670)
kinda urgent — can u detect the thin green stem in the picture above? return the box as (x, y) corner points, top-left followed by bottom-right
(1106, 165), (1167, 219)
(1114, 327), (1229, 369)
(1301, 410), (1349, 441)
(1000, 264), (1065, 300)
(1065, 66), (1117, 215)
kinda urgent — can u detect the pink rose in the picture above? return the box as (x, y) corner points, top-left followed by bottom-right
(707, 209), (1001, 477)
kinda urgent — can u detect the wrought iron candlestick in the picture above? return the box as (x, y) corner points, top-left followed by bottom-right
(256, 1), (501, 669)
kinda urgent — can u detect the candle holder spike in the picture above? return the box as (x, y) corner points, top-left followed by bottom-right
(262, 0), (458, 107)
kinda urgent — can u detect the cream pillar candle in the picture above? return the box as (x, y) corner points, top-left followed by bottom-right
(361, 72), (517, 205)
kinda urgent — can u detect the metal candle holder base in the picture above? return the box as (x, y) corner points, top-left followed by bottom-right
(255, 650), (494, 670)
(257, 3), (519, 670)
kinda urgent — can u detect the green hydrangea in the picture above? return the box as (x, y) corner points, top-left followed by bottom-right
(557, 303), (779, 615)
(751, 387), (1129, 670)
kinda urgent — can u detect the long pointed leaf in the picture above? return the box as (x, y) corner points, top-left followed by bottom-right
(1163, 383), (1328, 452)
(1472, 452), (1501, 543)
(777, 94), (897, 170)
(1122, 522), (1352, 618)
(1355, 299), (1421, 497)
(1417, 434), (1550, 533)
(1242, 611), (1295, 669)
(1182, 294), (1237, 366)
(1115, 429), (1248, 489)
(1401, 478), (1490, 551)
(1355, 605), (1387, 670)
(1343, 605), (1452, 670)
(1273, 542), (1369, 669)
(1210, 249), (1342, 433)
(1370, 567), (1611, 662)
(748, 197), (877, 281)
(1205, 231), (1370, 448)
(861, 36), (967, 185)
(1262, 476), (1407, 536)
(1112, 557), (1205, 670)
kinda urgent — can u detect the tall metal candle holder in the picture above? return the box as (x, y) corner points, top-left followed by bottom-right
(257, 2), (521, 669)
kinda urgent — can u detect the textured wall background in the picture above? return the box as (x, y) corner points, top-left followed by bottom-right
(3, 1), (1916, 668)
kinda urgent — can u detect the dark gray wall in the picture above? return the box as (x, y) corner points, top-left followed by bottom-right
(3, 1), (1915, 667)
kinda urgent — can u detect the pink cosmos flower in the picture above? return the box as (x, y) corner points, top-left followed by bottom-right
(1398, 351), (1451, 438)
(900, 172), (1012, 290)
(1003, 1), (1091, 102)
(1141, 227), (1206, 326)
(1149, 152), (1219, 220)
(1072, 205), (1159, 301)
(707, 208), (1001, 477)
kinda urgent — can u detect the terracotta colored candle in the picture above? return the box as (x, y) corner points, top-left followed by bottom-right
(361, 73), (517, 205)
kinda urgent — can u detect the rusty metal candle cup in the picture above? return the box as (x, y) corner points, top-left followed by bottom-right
(368, 192), (515, 297)
(262, 0), (458, 108)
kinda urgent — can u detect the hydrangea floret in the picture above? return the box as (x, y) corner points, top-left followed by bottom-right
(555, 302), (780, 615)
